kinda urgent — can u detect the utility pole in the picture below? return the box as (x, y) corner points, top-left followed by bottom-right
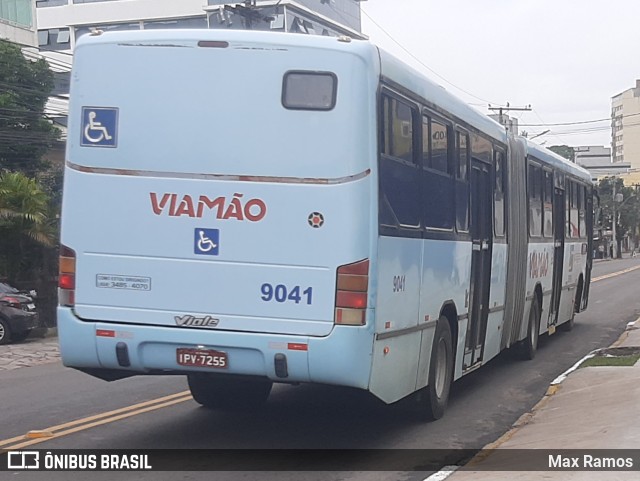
(488, 103), (532, 126)
(612, 180), (618, 259)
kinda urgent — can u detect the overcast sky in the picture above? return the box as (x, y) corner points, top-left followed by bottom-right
(359, 0), (640, 149)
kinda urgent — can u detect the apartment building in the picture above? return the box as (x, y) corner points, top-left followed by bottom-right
(36, 0), (365, 56)
(611, 80), (640, 185)
(1, 0), (37, 46)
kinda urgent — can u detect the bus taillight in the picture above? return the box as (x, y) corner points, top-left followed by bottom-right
(334, 259), (369, 326)
(59, 245), (76, 307)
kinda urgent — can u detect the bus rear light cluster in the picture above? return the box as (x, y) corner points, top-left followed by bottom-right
(334, 259), (369, 326)
(59, 245), (76, 307)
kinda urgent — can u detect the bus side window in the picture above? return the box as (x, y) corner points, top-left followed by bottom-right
(528, 163), (542, 238)
(390, 98), (414, 161)
(471, 133), (492, 164)
(455, 130), (469, 232)
(430, 119), (449, 174)
(543, 170), (553, 238)
(422, 115), (454, 230)
(571, 181), (579, 239)
(566, 181), (572, 238)
(422, 115), (431, 168)
(457, 131), (468, 181)
(578, 184), (586, 238)
(379, 94), (420, 228)
(494, 150), (505, 237)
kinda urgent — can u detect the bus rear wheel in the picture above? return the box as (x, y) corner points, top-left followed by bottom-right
(187, 374), (272, 410)
(561, 279), (582, 332)
(421, 317), (454, 421)
(520, 296), (541, 360)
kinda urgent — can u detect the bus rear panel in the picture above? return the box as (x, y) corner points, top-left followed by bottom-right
(59, 31), (379, 391)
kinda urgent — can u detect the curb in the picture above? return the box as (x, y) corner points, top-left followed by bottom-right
(424, 315), (640, 481)
(489, 315), (640, 448)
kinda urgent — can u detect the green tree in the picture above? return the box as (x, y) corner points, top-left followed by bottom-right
(0, 39), (60, 176)
(597, 177), (640, 256)
(548, 145), (575, 163)
(0, 171), (55, 281)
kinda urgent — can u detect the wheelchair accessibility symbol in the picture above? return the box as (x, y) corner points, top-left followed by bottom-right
(81, 107), (118, 147)
(194, 228), (220, 256)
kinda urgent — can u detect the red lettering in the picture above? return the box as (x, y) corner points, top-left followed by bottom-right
(174, 196), (195, 217)
(150, 193), (172, 215)
(197, 196), (225, 218)
(150, 192), (267, 221)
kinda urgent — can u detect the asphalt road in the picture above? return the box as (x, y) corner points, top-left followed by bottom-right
(2, 257), (640, 481)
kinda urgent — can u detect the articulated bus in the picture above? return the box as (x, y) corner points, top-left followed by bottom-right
(58, 30), (593, 420)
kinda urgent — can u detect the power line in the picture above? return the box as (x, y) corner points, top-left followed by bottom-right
(360, 7), (502, 106)
(527, 109), (570, 145)
(519, 111), (640, 127)
(551, 121), (640, 137)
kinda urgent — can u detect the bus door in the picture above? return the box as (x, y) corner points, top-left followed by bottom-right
(549, 172), (565, 325)
(582, 187), (595, 309)
(465, 159), (493, 369)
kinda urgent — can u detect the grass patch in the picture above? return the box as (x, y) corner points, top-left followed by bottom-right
(581, 353), (640, 367)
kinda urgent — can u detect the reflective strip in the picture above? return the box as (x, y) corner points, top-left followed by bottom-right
(67, 162), (371, 185)
(375, 320), (437, 341)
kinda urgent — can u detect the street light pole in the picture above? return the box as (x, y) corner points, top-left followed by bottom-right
(612, 181), (617, 259)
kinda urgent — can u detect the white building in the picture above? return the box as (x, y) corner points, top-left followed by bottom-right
(574, 145), (630, 182)
(611, 80), (640, 185)
(35, 0), (366, 133)
(1, 0), (37, 46)
(36, 0), (365, 56)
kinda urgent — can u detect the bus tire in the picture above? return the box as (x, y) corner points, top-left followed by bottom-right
(422, 317), (454, 421)
(187, 374), (272, 410)
(520, 296), (541, 360)
(561, 279), (582, 332)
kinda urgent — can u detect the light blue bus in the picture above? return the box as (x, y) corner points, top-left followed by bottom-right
(58, 30), (593, 420)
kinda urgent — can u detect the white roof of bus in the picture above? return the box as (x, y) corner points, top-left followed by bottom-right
(377, 48), (508, 144)
(525, 139), (593, 182)
(75, 30), (588, 183)
(73, 28), (378, 59)
(74, 30), (506, 149)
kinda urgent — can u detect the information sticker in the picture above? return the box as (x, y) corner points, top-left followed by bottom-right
(96, 274), (151, 291)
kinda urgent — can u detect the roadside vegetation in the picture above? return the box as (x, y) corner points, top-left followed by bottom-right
(0, 39), (62, 327)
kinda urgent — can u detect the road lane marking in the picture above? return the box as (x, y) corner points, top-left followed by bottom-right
(0, 390), (192, 450)
(591, 264), (640, 283)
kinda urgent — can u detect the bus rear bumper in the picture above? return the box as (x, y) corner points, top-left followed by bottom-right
(57, 308), (373, 390)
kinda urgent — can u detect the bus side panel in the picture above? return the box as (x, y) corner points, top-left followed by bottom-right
(523, 241), (554, 340)
(416, 239), (471, 390)
(558, 241), (586, 324)
(482, 242), (508, 362)
(369, 236), (421, 404)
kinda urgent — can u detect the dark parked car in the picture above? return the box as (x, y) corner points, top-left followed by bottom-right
(0, 282), (39, 345)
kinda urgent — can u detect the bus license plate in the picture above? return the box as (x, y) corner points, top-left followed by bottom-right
(176, 348), (228, 369)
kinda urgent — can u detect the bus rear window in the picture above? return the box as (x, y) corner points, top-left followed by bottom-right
(282, 71), (337, 110)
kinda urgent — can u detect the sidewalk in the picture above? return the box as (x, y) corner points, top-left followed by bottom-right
(0, 335), (60, 371)
(443, 318), (640, 480)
